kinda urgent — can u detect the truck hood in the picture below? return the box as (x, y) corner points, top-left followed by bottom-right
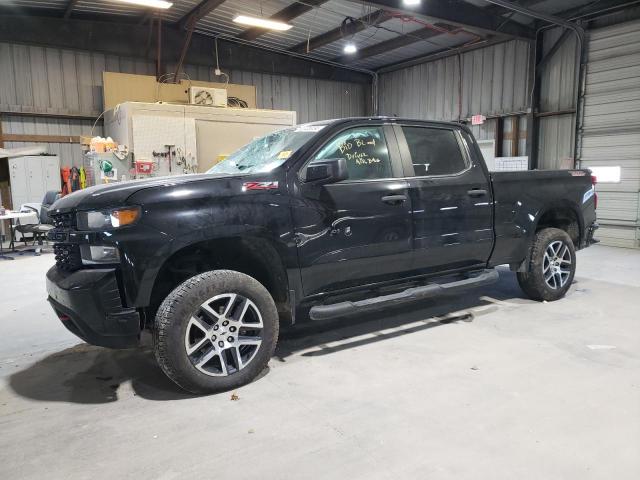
(51, 173), (240, 212)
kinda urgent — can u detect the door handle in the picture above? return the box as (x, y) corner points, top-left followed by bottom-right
(381, 194), (407, 205)
(467, 189), (487, 197)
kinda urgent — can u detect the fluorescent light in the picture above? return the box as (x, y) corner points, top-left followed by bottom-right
(116, 0), (173, 8)
(233, 15), (292, 31)
(403, 0), (421, 5)
(343, 43), (357, 54)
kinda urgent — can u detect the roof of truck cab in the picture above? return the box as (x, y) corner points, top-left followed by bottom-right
(302, 117), (466, 129)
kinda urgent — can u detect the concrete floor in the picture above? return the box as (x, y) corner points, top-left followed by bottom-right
(0, 245), (639, 479)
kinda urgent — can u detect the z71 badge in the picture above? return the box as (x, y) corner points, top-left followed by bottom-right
(242, 181), (279, 191)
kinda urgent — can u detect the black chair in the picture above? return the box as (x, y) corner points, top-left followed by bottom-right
(15, 191), (59, 255)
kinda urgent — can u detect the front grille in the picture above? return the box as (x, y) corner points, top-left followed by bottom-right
(51, 212), (75, 229)
(53, 243), (82, 271)
(50, 212), (81, 271)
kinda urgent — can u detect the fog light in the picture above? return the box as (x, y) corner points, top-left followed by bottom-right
(80, 245), (120, 264)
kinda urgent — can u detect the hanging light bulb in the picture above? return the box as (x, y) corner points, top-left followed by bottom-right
(343, 43), (357, 54)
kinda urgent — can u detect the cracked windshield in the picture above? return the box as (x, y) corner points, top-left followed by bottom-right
(207, 125), (325, 174)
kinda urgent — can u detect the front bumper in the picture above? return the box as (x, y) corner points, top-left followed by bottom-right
(46, 266), (141, 349)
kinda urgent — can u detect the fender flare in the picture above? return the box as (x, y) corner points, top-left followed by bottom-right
(134, 226), (291, 308)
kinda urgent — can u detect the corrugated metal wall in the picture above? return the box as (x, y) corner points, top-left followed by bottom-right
(578, 19), (640, 248)
(1, 117), (95, 167)
(0, 42), (370, 166)
(537, 27), (579, 170)
(378, 40), (531, 121)
(469, 119), (497, 142)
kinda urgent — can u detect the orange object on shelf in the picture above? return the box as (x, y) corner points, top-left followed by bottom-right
(89, 136), (118, 153)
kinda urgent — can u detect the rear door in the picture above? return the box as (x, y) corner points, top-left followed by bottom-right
(395, 124), (494, 274)
(292, 124), (414, 297)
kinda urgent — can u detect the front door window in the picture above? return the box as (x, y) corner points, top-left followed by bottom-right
(310, 126), (392, 181)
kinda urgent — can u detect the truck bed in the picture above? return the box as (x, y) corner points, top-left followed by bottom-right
(488, 169), (597, 267)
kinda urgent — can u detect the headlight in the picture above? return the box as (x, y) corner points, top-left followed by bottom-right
(77, 206), (141, 230)
(80, 245), (120, 265)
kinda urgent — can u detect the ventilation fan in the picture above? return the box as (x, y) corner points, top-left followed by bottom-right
(189, 87), (228, 107)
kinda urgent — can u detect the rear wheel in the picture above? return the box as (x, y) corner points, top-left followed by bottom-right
(154, 270), (279, 394)
(517, 227), (576, 301)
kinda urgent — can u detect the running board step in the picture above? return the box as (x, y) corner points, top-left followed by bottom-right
(309, 269), (499, 321)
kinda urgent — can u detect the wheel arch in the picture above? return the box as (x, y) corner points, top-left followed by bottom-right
(533, 201), (584, 247)
(145, 236), (290, 323)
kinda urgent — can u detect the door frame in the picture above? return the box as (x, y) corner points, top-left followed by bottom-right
(389, 122), (495, 274)
(289, 121), (415, 298)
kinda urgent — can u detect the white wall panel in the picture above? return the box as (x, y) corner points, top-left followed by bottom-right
(579, 19), (640, 248)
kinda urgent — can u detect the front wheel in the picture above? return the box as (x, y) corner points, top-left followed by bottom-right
(517, 227), (576, 301)
(154, 270), (279, 394)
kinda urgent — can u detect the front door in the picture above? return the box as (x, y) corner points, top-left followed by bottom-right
(395, 125), (494, 274)
(291, 124), (413, 297)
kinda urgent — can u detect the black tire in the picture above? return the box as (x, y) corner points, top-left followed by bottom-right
(154, 270), (279, 394)
(517, 227), (576, 302)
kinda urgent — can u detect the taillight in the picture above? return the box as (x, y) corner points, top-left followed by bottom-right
(591, 175), (598, 210)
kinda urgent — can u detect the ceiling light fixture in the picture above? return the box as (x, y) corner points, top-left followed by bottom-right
(343, 43), (357, 54)
(233, 15), (293, 31)
(403, 0), (421, 6)
(116, 0), (173, 9)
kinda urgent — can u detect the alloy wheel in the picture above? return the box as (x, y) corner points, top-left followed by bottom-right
(184, 293), (263, 376)
(543, 240), (572, 290)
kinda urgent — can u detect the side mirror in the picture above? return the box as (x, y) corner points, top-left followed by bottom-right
(303, 158), (349, 184)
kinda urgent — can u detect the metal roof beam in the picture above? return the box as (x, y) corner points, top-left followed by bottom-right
(0, 14), (373, 84)
(555, 0), (640, 20)
(333, 24), (458, 63)
(289, 9), (392, 54)
(485, 0), (550, 15)
(483, 0), (583, 31)
(482, 0), (549, 32)
(238, 0), (330, 41)
(350, 0), (535, 39)
(177, 0), (226, 31)
(376, 36), (510, 73)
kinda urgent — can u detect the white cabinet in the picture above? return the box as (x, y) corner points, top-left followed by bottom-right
(8, 155), (60, 208)
(104, 102), (297, 174)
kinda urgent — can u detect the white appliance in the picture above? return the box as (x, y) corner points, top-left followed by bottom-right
(8, 155), (60, 207)
(104, 102), (297, 174)
(189, 86), (228, 107)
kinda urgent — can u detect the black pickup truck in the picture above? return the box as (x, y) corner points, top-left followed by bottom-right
(46, 117), (598, 393)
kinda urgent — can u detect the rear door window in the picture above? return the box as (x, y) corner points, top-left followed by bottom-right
(401, 126), (468, 176)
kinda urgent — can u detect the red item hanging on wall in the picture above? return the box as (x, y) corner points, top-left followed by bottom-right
(135, 160), (155, 175)
(60, 167), (71, 196)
